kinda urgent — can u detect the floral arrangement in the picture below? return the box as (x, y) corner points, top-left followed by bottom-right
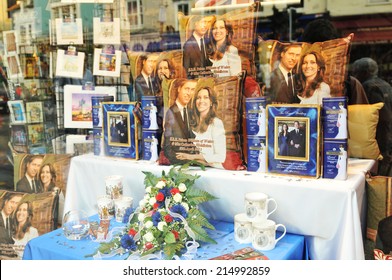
(94, 164), (217, 260)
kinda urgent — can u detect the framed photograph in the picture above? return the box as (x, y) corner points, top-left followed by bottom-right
(3, 30), (18, 54)
(11, 125), (27, 146)
(267, 104), (320, 178)
(55, 49), (85, 79)
(8, 100), (26, 124)
(102, 102), (139, 159)
(64, 85), (116, 128)
(93, 48), (122, 77)
(93, 17), (121, 45)
(26, 101), (44, 123)
(55, 18), (83, 45)
(27, 123), (45, 146)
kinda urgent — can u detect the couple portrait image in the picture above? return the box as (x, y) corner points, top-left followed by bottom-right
(182, 15), (242, 79)
(109, 114), (129, 145)
(277, 119), (307, 159)
(266, 43), (332, 105)
(162, 78), (226, 169)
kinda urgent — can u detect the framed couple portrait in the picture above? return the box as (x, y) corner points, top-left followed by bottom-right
(102, 102), (139, 159)
(267, 104), (320, 178)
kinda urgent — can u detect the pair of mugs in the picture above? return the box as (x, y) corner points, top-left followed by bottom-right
(234, 192), (286, 251)
(97, 194), (133, 222)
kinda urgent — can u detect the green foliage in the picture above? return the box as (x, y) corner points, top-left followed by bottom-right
(186, 185), (217, 205)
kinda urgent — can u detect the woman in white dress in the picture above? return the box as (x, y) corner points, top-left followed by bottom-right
(256, 105), (266, 136)
(207, 19), (242, 78)
(296, 51), (331, 105)
(150, 135), (159, 162)
(335, 102), (347, 139)
(148, 103), (159, 130)
(335, 145), (347, 180)
(12, 201), (39, 258)
(176, 86), (226, 168)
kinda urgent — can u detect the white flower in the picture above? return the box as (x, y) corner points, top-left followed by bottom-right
(146, 186), (152, 193)
(156, 181), (166, 189)
(149, 197), (157, 205)
(173, 193), (182, 203)
(138, 213), (145, 222)
(178, 183), (187, 192)
(145, 221), (153, 229)
(144, 232), (154, 242)
(139, 199), (146, 207)
(181, 202), (189, 211)
(157, 221), (167, 231)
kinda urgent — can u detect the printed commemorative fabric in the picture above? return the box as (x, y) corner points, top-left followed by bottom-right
(0, 190), (59, 259)
(258, 35), (353, 105)
(159, 75), (245, 170)
(178, 4), (258, 80)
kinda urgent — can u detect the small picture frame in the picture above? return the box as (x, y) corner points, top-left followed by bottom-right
(3, 30), (18, 55)
(93, 17), (121, 45)
(63, 85), (116, 128)
(8, 100), (26, 124)
(26, 101), (44, 123)
(93, 47), (122, 77)
(11, 125), (28, 146)
(267, 104), (320, 178)
(102, 102), (139, 159)
(5, 54), (23, 80)
(55, 49), (85, 79)
(27, 123), (45, 146)
(55, 18), (83, 45)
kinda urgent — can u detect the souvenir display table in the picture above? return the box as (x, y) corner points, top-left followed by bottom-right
(63, 154), (375, 260)
(23, 215), (307, 260)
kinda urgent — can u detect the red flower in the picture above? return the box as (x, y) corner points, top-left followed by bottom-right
(153, 203), (159, 209)
(128, 229), (137, 236)
(156, 192), (165, 202)
(145, 242), (154, 250)
(170, 188), (180, 195)
(164, 214), (173, 223)
(171, 230), (179, 240)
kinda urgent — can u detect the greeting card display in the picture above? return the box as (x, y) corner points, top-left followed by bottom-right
(3, 30), (18, 55)
(26, 101), (44, 123)
(55, 18), (83, 45)
(63, 85), (116, 129)
(55, 49), (85, 79)
(8, 100), (26, 124)
(267, 104), (320, 178)
(93, 47), (122, 77)
(102, 102), (139, 159)
(93, 17), (121, 45)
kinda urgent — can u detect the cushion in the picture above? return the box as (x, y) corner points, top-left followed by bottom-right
(365, 174), (392, 242)
(348, 102), (383, 159)
(159, 75), (245, 170)
(178, 4), (258, 79)
(258, 35), (353, 103)
(0, 190), (59, 259)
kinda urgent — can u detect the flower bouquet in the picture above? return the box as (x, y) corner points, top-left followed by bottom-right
(93, 164), (217, 260)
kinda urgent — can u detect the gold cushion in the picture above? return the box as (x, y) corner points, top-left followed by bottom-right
(348, 102), (384, 159)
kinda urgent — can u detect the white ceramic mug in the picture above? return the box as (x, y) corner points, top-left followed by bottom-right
(252, 219), (286, 251)
(245, 192), (277, 223)
(234, 213), (253, 244)
(114, 196), (133, 223)
(105, 175), (124, 200)
(97, 195), (114, 220)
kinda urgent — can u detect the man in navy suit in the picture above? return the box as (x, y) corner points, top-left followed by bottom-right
(134, 53), (160, 102)
(268, 44), (302, 103)
(163, 79), (197, 164)
(288, 121), (306, 157)
(0, 192), (23, 244)
(182, 16), (212, 79)
(16, 155), (44, 193)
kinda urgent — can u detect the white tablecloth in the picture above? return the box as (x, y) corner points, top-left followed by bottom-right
(63, 154), (374, 260)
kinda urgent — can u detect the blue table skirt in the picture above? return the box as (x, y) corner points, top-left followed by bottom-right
(23, 216), (307, 260)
